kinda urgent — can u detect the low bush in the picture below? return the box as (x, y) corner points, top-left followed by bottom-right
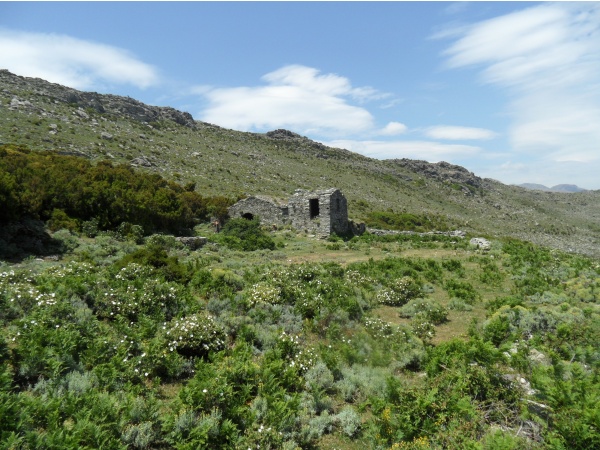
(445, 279), (480, 304)
(375, 276), (421, 306)
(400, 298), (448, 325)
(165, 312), (227, 357)
(215, 218), (275, 251)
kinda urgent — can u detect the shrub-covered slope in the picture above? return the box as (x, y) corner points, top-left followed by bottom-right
(1, 228), (598, 448)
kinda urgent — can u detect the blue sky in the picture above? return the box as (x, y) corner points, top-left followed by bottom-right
(1, 1), (600, 189)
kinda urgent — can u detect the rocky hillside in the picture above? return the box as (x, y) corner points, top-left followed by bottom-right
(1, 69), (599, 257)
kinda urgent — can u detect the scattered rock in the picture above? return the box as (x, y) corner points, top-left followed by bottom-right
(266, 128), (327, 151)
(529, 348), (550, 366)
(9, 97), (34, 110)
(175, 236), (207, 250)
(470, 237), (491, 250)
(100, 131), (113, 140)
(130, 156), (153, 167)
(502, 374), (537, 396)
(526, 399), (552, 420)
(75, 108), (89, 119)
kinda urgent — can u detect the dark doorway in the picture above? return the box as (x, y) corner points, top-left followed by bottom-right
(242, 213), (254, 220)
(309, 198), (320, 219)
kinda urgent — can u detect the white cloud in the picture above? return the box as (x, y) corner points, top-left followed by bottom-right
(198, 65), (389, 136)
(442, 2), (600, 170)
(0, 28), (159, 90)
(379, 122), (408, 136)
(425, 125), (497, 140)
(323, 139), (481, 161)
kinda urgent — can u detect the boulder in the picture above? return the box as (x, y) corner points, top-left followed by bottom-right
(470, 237), (491, 250)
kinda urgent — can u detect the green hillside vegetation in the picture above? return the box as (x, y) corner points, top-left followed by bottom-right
(1, 70), (599, 448)
(1, 220), (599, 449)
(0, 144), (234, 234)
(1, 70), (599, 258)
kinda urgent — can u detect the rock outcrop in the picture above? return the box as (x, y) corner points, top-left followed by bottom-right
(0, 69), (196, 128)
(392, 158), (487, 192)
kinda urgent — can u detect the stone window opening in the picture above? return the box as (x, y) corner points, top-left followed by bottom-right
(242, 213), (254, 220)
(309, 198), (320, 219)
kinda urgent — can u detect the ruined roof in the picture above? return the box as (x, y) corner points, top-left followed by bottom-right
(238, 195), (286, 207)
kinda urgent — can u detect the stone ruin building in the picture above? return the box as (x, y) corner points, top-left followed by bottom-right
(228, 188), (365, 238)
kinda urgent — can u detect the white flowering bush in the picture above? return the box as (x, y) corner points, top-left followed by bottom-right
(246, 282), (282, 307)
(276, 331), (317, 374)
(345, 269), (375, 287)
(375, 276), (420, 306)
(410, 312), (436, 345)
(260, 265), (355, 319)
(93, 265), (186, 321)
(166, 313), (226, 357)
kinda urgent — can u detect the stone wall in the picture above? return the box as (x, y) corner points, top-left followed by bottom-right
(227, 196), (288, 226)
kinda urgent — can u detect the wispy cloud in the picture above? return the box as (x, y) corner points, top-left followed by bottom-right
(322, 139), (481, 161)
(197, 64), (496, 165)
(424, 125), (497, 140)
(198, 65), (390, 137)
(441, 2), (600, 177)
(0, 28), (159, 90)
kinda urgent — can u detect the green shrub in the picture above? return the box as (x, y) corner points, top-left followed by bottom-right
(334, 406), (361, 437)
(410, 313), (436, 344)
(114, 244), (189, 282)
(52, 229), (80, 253)
(400, 298), (448, 325)
(448, 298), (473, 311)
(442, 258), (464, 273)
(47, 208), (79, 232)
(216, 218), (275, 251)
(445, 279), (480, 304)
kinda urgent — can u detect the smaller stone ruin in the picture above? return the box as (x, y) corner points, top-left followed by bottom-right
(228, 188), (364, 238)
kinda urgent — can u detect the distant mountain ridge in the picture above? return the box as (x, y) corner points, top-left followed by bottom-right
(518, 183), (587, 193)
(1, 69), (600, 257)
